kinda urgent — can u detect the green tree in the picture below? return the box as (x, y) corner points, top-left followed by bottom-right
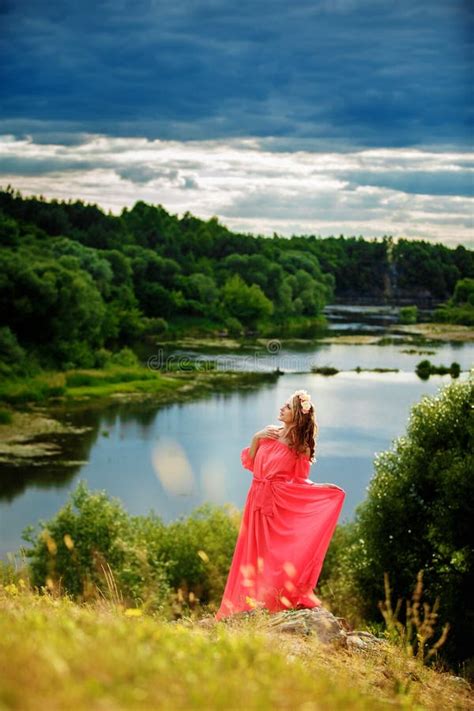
(399, 305), (418, 324)
(221, 274), (273, 327)
(434, 278), (474, 326)
(346, 376), (474, 669)
(452, 278), (474, 306)
(0, 252), (106, 367)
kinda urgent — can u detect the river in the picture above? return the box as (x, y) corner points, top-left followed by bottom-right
(1, 306), (472, 561)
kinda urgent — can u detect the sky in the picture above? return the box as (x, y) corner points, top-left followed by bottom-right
(0, 0), (472, 246)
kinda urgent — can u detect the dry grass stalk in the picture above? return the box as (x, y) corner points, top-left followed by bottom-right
(378, 570), (450, 663)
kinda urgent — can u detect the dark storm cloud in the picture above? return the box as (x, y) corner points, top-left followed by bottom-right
(0, 0), (472, 148)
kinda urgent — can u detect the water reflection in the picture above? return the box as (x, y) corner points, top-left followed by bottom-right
(151, 437), (195, 496)
(1, 369), (470, 560)
(167, 341), (473, 374)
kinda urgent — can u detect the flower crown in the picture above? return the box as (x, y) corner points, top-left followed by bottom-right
(293, 389), (313, 414)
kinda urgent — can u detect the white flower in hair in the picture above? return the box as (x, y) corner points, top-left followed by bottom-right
(294, 389), (310, 400)
(293, 389), (313, 413)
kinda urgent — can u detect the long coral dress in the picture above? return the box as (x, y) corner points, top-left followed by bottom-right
(215, 437), (346, 620)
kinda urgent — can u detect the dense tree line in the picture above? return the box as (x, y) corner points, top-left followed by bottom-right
(391, 239), (472, 300)
(0, 186), (472, 372)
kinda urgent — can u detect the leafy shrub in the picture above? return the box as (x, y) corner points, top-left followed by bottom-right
(65, 367), (157, 388)
(108, 346), (139, 367)
(415, 359), (461, 379)
(342, 375), (474, 669)
(21, 481), (240, 614)
(142, 316), (168, 335)
(221, 274), (273, 327)
(399, 305), (418, 324)
(433, 278), (474, 326)
(94, 347), (113, 368)
(0, 326), (32, 378)
(22, 481), (171, 612)
(224, 316), (243, 337)
(452, 277), (474, 306)
(434, 304), (474, 326)
(317, 521), (367, 627)
(0, 326), (26, 364)
(0, 377), (66, 405)
(0, 408), (13, 424)
(156, 503), (241, 604)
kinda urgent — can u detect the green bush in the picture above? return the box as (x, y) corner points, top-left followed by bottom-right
(224, 316), (243, 337)
(0, 377), (66, 405)
(94, 347), (113, 368)
(108, 346), (139, 367)
(341, 375), (474, 669)
(156, 503), (240, 604)
(142, 316), (168, 335)
(399, 305), (418, 324)
(0, 408), (13, 424)
(221, 274), (274, 328)
(0, 327), (27, 369)
(21, 481), (240, 613)
(21, 482), (172, 612)
(317, 521), (367, 627)
(415, 359), (461, 379)
(64, 365), (157, 389)
(452, 277), (474, 306)
(433, 278), (474, 326)
(434, 304), (474, 326)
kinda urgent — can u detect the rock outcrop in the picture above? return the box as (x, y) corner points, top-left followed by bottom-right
(210, 606), (385, 651)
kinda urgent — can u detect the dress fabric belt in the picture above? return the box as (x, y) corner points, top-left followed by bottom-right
(253, 476), (288, 517)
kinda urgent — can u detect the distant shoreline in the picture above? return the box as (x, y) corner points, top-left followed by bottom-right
(158, 321), (474, 348)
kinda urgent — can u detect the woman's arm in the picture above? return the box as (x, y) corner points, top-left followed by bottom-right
(248, 434), (261, 459)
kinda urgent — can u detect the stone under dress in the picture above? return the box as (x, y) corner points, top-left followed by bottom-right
(215, 437), (346, 620)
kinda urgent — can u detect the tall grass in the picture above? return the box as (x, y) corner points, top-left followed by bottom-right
(1, 574), (472, 711)
(379, 571), (450, 664)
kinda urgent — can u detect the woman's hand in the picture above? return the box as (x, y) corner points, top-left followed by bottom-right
(254, 425), (282, 440)
(248, 425), (283, 459)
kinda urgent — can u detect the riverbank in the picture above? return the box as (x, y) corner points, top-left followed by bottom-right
(157, 322), (474, 350)
(388, 322), (474, 342)
(0, 366), (278, 466)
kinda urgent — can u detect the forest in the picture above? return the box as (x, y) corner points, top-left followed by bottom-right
(0, 185), (472, 373)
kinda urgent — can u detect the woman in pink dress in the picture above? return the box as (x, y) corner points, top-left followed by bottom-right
(215, 389), (345, 620)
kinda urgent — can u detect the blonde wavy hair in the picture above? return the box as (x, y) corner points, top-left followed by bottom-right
(286, 390), (318, 463)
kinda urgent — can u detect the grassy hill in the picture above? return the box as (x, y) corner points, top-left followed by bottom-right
(1, 580), (472, 711)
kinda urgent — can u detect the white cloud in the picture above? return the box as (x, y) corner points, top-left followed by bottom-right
(0, 133), (472, 246)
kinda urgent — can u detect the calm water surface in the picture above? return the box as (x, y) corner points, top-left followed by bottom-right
(2, 305), (472, 559)
(1, 366), (471, 560)
(170, 340), (473, 373)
